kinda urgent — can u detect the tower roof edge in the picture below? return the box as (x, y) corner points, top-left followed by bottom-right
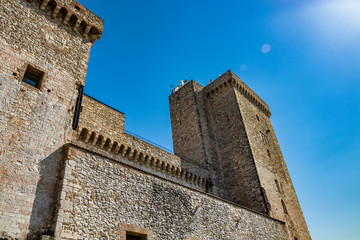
(204, 70), (272, 117)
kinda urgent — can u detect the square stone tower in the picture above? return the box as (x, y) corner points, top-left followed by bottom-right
(0, 0), (103, 238)
(169, 70), (311, 240)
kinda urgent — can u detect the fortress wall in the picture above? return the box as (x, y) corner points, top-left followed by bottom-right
(72, 129), (208, 193)
(78, 95), (183, 167)
(78, 95), (125, 139)
(54, 146), (289, 240)
(121, 133), (182, 167)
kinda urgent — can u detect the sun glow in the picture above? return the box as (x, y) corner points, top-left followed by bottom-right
(299, 0), (360, 41)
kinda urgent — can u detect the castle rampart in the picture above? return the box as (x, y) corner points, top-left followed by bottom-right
(53, 145), (289, 239)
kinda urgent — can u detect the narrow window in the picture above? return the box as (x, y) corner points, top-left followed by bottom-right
(22, 65), (44, 88)
(294, 238), (298, 240)
(267, 149), (271, 158)
(281, 199), (288, 214)
(260, 187), (271, 213)
(275, 179), (281, 193)
(256, 114), (260, 122)
(126, 232), (147, 240)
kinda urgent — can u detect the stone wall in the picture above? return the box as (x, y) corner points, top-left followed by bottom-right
(73, 125), (209, 194)
(78, 95), (125, 140)
(169, 81), (206, 166)
(204, 87), (267, 213)
(54, 145), (289, 240)
(0, 0), (102, 238)
(169, 81), (227, 199)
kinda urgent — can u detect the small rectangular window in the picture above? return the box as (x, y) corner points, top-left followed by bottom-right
(281, 199), (288, 214)
(126, 232), (147, 240)
(267, 149), (271, 158)
(22, 65), (44, 88)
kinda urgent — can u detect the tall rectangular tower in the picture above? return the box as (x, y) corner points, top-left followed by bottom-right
(0, 0), (103, 238)
(169, 70), (311, 240)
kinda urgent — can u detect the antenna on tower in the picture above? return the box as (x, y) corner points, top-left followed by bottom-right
(170, 84), (174, 94)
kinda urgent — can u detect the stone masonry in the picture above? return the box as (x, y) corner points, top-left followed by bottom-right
(0, 0), (311, 239)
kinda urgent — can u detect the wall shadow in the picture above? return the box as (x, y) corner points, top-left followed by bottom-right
(27, 147), (64, 240)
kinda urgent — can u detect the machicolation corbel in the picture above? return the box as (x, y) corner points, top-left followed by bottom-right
(35, 0), (103, 43)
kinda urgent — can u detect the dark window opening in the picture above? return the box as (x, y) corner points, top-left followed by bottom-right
(75, 5), (81, 11)
(59, 7), (68, 19)
(126, 232), (147, 240)
(47, 1), (57, 11)
(69, 15), (78, 26)
(281, 199), (288, 214)
(205, 179), (213, 194)
(294, 238), (298, 240)
(256, 114), (260, 121)
(260, 187), (271, 214)
(267, 149), (271, 158)
(22, 65), (44, 88)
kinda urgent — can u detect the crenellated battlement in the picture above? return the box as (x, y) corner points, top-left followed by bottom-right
(73, 126), (211, 192)
(204, 70), (271, 117)
(28, 0), (103, 42)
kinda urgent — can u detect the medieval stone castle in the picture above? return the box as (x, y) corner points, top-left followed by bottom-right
(0, 0), (311, 239)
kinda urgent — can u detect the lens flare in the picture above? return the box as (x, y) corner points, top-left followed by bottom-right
(261, 44), (271, 54)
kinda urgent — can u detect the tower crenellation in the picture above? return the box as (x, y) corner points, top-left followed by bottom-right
(203, 70), (271, 116)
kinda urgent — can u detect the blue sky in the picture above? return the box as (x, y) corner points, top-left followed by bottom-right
(78, 0), (360, 239)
